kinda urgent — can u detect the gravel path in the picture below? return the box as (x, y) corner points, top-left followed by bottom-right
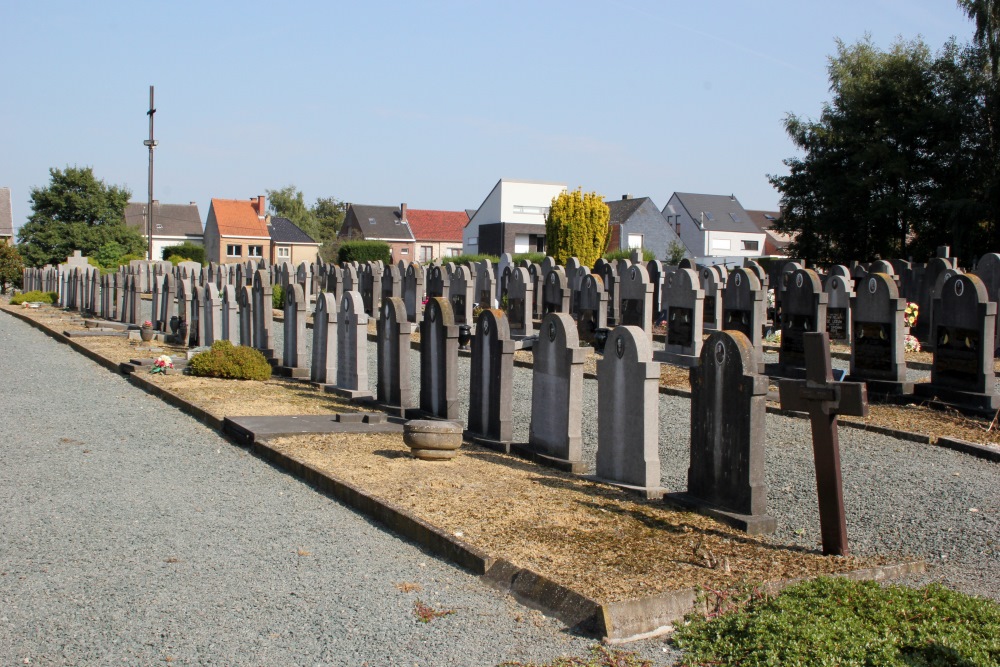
(0, 311), (681, 666)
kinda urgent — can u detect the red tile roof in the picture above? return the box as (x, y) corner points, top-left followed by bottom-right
(211, 198), (270, 238)
(406, 209), (468, 242)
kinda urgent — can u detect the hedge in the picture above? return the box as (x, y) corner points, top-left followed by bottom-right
(338, 241), (391, 264)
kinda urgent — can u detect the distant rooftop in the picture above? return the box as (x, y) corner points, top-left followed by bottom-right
(125, 201), (202, 237)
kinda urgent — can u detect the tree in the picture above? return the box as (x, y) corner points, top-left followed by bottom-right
(267, 186), (347, 248)
(666, 240), (688, 265)
(0, 244), (24, 293)
(17, 166), (144, 267)
(544, 189), (610, 267)
(769, 37), (991, 263)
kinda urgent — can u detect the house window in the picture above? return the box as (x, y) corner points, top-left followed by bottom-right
(277, 246), (290, 259)
(742, 240), (759, 251)
(248, 245), (263, 258)
(369, 217), (377, 225)
(513, 205), (549, 216)
(449, 248), (461, 257)
(226, 244), (242, 257)
(627, 234), (643, 250)
(468, 236), (478, 246)
(711, 239), (732, 250)
(676, 221), (681, 234)
(400, 247), (409, 255)
(420, 246), (433, 262)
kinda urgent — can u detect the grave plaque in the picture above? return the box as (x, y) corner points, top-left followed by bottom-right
(656, 267), (704, 367)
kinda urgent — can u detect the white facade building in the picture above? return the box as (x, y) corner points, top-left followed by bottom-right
(463, 179), (566, 256)
(662, 192), (766, 263)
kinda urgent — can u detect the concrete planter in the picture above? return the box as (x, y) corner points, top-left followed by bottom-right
(139, 326), (155, 342)
(404, 420), (463, 460)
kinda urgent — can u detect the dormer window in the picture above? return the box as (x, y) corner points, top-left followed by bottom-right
(369, 217), (376, 225)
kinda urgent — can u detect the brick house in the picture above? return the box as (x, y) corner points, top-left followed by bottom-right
(337, 203), (416, 263)
(406, 209), (468, 262)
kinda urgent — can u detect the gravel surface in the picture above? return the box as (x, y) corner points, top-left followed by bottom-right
(0, 311), (682, 666)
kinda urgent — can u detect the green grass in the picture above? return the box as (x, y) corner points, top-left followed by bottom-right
(672, 577), (1000, 666)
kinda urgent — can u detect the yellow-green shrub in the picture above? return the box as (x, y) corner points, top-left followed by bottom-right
(187, 340), (272, 381)
(544, 189), (610, 267)
(11, 290), (58, 305)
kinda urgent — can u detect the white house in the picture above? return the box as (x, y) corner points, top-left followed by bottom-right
(462, 179), (566, 256)
(125, 201), (204, 261)
(661, 192), (766, 263)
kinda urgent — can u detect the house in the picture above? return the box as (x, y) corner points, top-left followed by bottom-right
(0, 187), (12, 245)
(203, 196), (271, 265)
(268, 216), (322, 265)
(337, 203), (416, 262)
(746, 209), (792, 256)
(661, 192), (766, 262)
(462, 179), (567, 255)
(124, 200), (203, 261)
(604, 195), (686, 260)
(406, 209), (468, 262)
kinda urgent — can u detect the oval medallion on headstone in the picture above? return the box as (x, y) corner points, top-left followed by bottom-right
(343, 299), (349, 312)
(832, 278), (839, 289)
(549, 273), (556, 284)
(384, 303), (390, 319)
(482, 318), (489, 335)
(795, 273), (803, 288)
(868, 277), (877, 294)
(430, 306), (436, 322)
(955, 279), (965, 297)
(668, 275), (674, 287)
(615, 335), (625, 359)
(548, 321), (556, 342)
(715, 341), (725, 364)
(631, 267), (637, 279)
(734, 273), (742, 287)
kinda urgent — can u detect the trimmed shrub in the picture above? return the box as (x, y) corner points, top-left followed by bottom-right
(545, 188), (610, 267)
(604, 247), (655, 262)
(162, 242), (206, 265)
(11, 290), (58, 305)
(187, 340), (272, 381)
(446, 253), (499, 265)
(338, 240), (391, 264)
(272, 284), (285, 311)
(512, 252), (546, 265)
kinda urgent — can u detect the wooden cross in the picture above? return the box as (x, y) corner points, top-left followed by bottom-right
(779, 332), (868, 556)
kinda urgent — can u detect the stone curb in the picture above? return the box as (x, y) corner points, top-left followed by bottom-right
(0, 306), (933, 641)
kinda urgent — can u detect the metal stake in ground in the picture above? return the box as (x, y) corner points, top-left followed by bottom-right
(778, 332), (868, 556)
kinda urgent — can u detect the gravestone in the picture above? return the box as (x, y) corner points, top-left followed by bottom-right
(159, 274), (177, 331)
(239, 285), (254, 347)
(331, 291), (372, 400)
(382, 263), (402, 304)
(402, 262), (425, 324)
(776, 268), (827, 376)
(780, 333), (868, 557)
(914, 256), (954, 343)
(541, 268), (570, 314)
(721, 267), (766, 372)
(973, 252), (1000, 354)
(566, 258), (583, 316)
(426, 264), (449, 299)
(924, 264), (963, 351)
(846, 272), (913, 395)
(278, 283), (309, 378)
(743, 259), (768, 290)
(523, 313), (586, 472)
(576, 273), (608, 344)
(527, 263), (543, 319)
(646, 259), (663, 320)
(310, 292), (338, 387)
(202, 283), (223, 347)
(506, 267), (534, 339)
(175, 278), (192, 347)
(824, 271), (854, 345)
(342, 264), (359, 294)
(476, 259), (495, 307)
(221, 285), (239, 344)
(449, 265), (474, 326)
(252, 269), (277, 362)
(617, 263), (653, 337)
(191, 284), (205, 347)
(700, 267), (723, 332)
(468, 309), (515, 450)
(655, 268), (704, 367)
(419, 297), (460, 420)
(595, 326), (664, 499)
(914, 273), (1000, 412)
(497, 253), (513, 301)
(668, 330), (775, 534)
(376, 296), (415, 415)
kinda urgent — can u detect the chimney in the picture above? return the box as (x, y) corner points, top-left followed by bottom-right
(190, 201), (196, 206)
(152, 199), (159, 205)
(400, 202), (408, 222)
(622, 194), (631, 200)
(730, 194), (736, 201)
(252, 195), (266, 219)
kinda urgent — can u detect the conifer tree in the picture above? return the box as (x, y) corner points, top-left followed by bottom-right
(544, 188), (610, 267)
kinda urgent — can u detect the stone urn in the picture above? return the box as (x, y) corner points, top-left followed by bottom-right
(457, 324), (472, 350)
(403, 420), (463, 460)
(139, 325), (155, 342)
(169, 316), (180, 335)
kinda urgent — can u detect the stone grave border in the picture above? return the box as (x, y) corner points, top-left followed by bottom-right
(0, 305), (944, 642)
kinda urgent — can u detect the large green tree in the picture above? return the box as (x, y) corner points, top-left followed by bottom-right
(769, 37), (991, 263)
(0, 244), (24, 293)
(17, 166), (144, 267)
(544, 188), (610, 267)
(266, 186), (347, 244)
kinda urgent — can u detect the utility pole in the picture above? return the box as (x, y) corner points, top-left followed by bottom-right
(143, 86), (157, 261)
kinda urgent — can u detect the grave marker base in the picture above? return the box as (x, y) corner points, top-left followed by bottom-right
(913, 383), (1000, 414)
(845, 376), (914, 397)
(274, 365), (310, 379)
(584, 476), (666, 500)
(664, 492), (777, 535)
(323, 385), (375, 401)
(466, 433), (514, 455)
(509, 443), (588, 474)
(652, 350), (700, 367)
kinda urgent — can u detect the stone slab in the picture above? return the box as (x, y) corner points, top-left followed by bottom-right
(63, 329), (128, 338)
(223, 413), (402, 446)
(664, 493), (777, 535)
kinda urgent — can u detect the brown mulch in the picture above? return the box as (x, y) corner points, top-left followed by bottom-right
(265, 432), (878, 603)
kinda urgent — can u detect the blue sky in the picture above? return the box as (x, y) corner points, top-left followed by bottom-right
(0, 1), (976, 233)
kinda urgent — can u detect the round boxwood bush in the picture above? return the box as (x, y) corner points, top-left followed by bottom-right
(10, 290), (58, 305)
(187, 340), (273, 381)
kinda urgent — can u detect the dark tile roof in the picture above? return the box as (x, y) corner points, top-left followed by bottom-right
(125, 201), (203, 237)
(342, 204), (416, 242)
(268, 216), (318, 244)
(606, 196), (649, 226)
(0, 187), (12, 237)
(669, 193), (761, 234)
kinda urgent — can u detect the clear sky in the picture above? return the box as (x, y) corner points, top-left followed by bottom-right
(0, 0), (977, 233)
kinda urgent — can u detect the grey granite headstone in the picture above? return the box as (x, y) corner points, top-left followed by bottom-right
(332, 291), (372, 399)
(426, 264), (449, 299)
(721, 267), (766, 372)
(221, 284), (239, 344)
(468, 309), (515, 450)
(576, 273), (608, 344)
(403, 261), (425, 324)
(846, 272), (913, 395)
(376, 296), (415, 415)
(252, 269), (277, 362)
(497, 253), (513, 301)
(974, 252), (1000, 354)
(310, 292), (338, 386)
(476, 259), (495, 307)
(506, 267), (534, 339)
(191, 284), (205, 347)
(700, 267), (723, 332)
(595, 326), (664, 499)
(594, 258), (618, 326)
(669, 330), (775, 534)
(524, 313), (586, 472)
(419, 297), (460, 420)
(655, 267), (704, 367)
(776, 268), (827, 376)
(824, 270), (854, 344)
(238, 285), (254, 347)
(278, 283), (308, 377)
(202, 283), (223, 347)
(541, 268), (570, 314)
(618, 263), (653, 337)
(449, 265), (474, 326)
